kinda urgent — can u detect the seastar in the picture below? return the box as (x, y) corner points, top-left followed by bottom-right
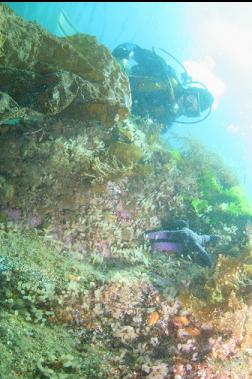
(147, 221), (220, 267)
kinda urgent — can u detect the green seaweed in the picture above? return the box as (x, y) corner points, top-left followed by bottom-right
(191, 198), (210, 214)
(0, 175), (15, 203)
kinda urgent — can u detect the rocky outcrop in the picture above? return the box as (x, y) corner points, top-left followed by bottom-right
(0, 3), (131, 125)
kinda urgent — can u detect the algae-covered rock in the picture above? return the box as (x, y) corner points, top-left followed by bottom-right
(108, 141), (144, 166)
(0, 3), (131, 125)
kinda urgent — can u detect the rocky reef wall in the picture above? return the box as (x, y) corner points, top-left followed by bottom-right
(0, 3), (131, 125)
(1, 4), (252, 379)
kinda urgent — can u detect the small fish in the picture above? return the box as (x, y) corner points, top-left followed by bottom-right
(147, 311), (160, 325)
(68, 274), (80, 281)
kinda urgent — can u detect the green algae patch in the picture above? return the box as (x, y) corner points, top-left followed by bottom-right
(0, 312), (86, 379)
(0, 229), (104, 288)
(0, 229), (115, 378)
(0, 176), (15, 204)
(0, 312), (111, 378)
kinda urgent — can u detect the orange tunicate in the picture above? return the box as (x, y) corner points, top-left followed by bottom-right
(148, 311), (160, 325)
(175, 316), (190, 326)
(185, 327), (201, 336)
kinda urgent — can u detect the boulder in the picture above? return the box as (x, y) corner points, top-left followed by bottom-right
(0, 4), (131, 125)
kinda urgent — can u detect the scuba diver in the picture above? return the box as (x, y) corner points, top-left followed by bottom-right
(112, 43), (214, 129)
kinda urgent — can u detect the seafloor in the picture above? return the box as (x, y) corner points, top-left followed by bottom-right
(0, 4), (252, 379)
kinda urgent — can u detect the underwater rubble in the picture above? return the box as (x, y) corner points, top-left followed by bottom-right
(1, 4), (252, 379)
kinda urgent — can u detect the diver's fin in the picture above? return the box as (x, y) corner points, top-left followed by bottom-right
(58, 9), (79, 37)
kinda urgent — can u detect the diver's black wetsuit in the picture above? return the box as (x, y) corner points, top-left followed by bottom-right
(113, 43), (184, 126)
(114, 43), (176, 81)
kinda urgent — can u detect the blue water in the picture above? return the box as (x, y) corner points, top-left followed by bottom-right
(8, 2), (252, 200)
